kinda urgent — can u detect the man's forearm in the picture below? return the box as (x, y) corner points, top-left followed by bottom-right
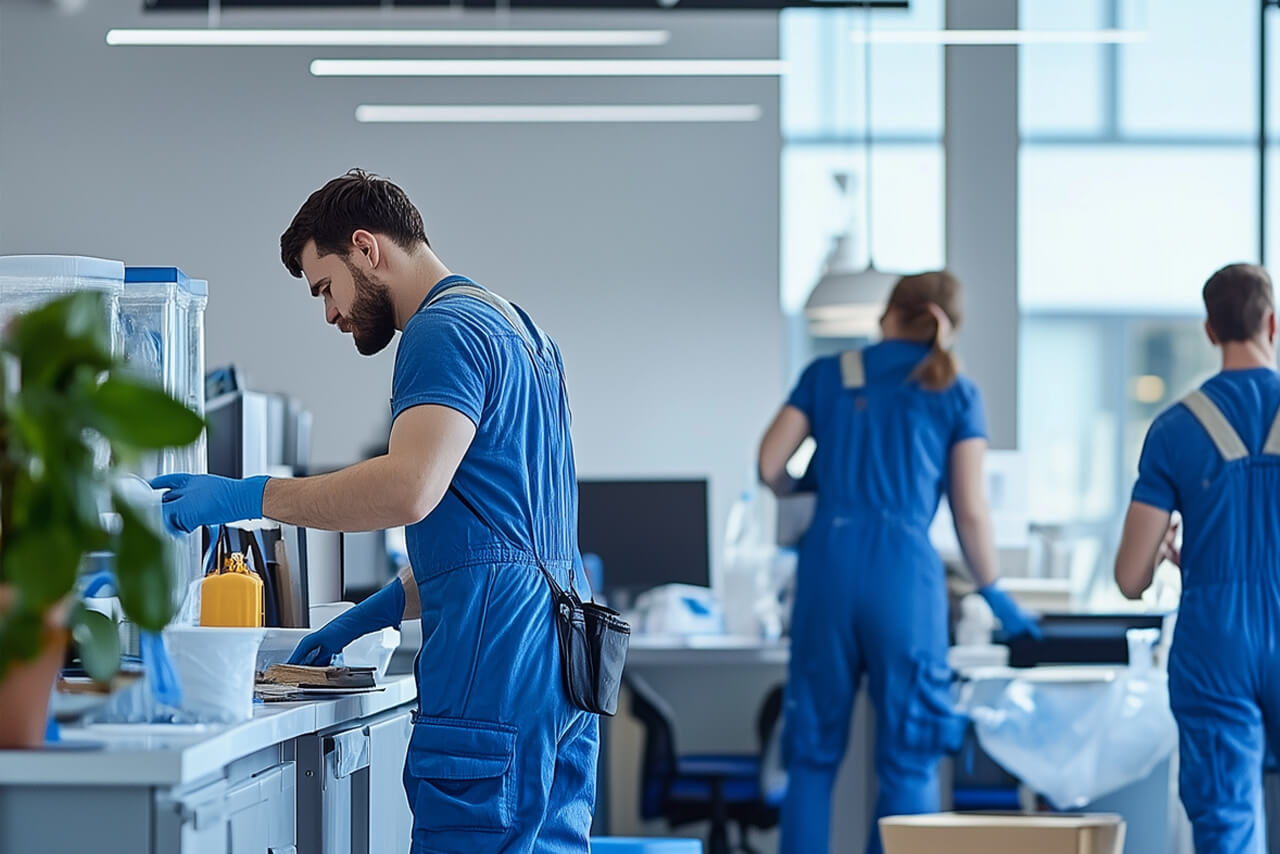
(262, 455), (433, 532)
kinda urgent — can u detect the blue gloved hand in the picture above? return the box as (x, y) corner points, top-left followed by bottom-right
(149, 474), (269, 534)
(287, 580), (406, 667)
(979, 582), (1043, 640)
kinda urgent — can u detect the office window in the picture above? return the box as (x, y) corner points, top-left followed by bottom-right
(1019, 146), (1257, 314)
(1019, 0), (1108, 137)
(780, 1), (944, 376)
(781, 145), (944, 316)
(1018, 0), (1259, 601)
(1119, 0), (1257, 138)
(781, 0), (944, 141)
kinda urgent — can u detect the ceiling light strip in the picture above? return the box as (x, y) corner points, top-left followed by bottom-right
(106, 28), (671, 47)
(354, 104), (763, 123)
(312, 58), (787, 77)
(849, 28), (1146, 45)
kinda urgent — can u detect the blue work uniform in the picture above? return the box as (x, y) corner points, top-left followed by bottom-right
(393, 275), (596, 854)
(1131, 367), (1280, 854)
(780, 341), (985, 854)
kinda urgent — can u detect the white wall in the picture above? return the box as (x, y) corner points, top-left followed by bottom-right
(0, 0), (783, 579)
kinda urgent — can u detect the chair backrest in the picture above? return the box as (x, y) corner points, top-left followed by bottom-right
(628, 674), (680, 820)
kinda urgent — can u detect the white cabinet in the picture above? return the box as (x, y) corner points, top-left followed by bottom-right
(365, 711), (412, 854)
(160, 761), (297, 854)
(298, 708), (414, 854)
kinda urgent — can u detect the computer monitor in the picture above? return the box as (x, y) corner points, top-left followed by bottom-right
(576, 478), (710, 598)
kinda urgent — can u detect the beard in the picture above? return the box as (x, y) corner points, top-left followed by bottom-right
(343, 261), (397, 356)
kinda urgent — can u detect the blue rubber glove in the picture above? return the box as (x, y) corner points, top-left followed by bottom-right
(141, 631), (182, 708)
(288, 580), (406, 667)
(979, 582), (1043, 640)
(149, 474), (269, 534)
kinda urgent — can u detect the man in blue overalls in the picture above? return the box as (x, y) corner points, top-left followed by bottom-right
(152, 169), (595, 853)
(1116, 263), (1280, 853)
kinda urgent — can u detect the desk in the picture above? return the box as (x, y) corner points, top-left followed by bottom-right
(609, 636), (877, 851)
(627, 635), (790, 667)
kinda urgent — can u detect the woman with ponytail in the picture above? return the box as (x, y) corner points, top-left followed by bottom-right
(758, 270), (1040, 854)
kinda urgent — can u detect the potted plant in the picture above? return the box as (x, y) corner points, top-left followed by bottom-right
(0, 291), (203, 748)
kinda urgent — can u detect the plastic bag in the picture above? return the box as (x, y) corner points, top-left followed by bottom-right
(959, 629), (1176, 809)
(722, 487), (792, 639)
(629, 584), (725, 636)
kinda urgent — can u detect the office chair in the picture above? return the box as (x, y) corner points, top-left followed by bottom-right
(630, 675), (786, 854)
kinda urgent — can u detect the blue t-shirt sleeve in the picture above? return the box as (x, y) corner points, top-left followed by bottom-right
(1131, 415), (1177, 512)
(786, 359), (823, 420)
(390, 310), (491, 425)
(951, 379), (989, 445)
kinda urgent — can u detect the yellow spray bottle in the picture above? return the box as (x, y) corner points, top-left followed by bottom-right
(200, 528), (264, 628)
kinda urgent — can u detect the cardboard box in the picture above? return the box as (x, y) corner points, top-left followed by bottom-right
(880, 812), (1125, 854)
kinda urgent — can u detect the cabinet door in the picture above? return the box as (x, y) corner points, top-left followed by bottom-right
(324, 725), (371, 854)
(159, 778), (229, 854)
(226, 775), (269, 853)
(365, 710), (413, 854)
(225, 762), (298, 854)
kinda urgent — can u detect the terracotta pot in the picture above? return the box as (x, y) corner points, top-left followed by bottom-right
(0, 589), (71, 749)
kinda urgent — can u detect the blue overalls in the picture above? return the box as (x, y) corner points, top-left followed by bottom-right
(393, 277), (596, 854)
(1134, 370), (1280, 854)
(780, 341), (985, 854)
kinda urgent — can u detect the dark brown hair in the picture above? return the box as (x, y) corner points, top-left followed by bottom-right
(280, 169), (429, 278)
(886, 270), (963, 391)
(1202, 263), (1274, 343)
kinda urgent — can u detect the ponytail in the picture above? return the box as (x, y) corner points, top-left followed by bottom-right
(912, 342), (959, 391)
(887, 273), (962, 391)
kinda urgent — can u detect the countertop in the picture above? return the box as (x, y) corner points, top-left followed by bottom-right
(0, 675), (417, 787)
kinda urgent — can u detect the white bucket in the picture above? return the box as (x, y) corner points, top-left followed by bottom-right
(163, 625), (264, 723)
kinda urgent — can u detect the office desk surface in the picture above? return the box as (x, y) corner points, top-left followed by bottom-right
(627, 635), (789, 666)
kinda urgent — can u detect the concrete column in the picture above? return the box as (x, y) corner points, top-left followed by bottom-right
(945, 0), (1020, 449)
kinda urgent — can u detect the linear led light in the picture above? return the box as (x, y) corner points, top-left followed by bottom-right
(106, 28), (671, 47)
(354, 104), (763, 123)
(312, 58), (788, 77)
(850, 29), (1146, 45)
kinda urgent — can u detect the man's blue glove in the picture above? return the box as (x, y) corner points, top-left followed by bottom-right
(978, 582), (1043, 640)
(288, 580), (406, 667)
(149, 474), (269, 534)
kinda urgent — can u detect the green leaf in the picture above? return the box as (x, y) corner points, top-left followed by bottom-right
(2, 293), (112, 389)
(70, 601), (120, 684)
(113, 498), (174, 632)
(88, 377), (204, 449)
(2, 528), (81, 611)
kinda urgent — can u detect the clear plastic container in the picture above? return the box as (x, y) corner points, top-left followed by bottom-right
(121, 268), (209, 609)
(0, 255), (125, 352)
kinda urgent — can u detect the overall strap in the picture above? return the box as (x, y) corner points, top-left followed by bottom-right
(1181, 390), (1249, 462)
(840, 350), (866, 390)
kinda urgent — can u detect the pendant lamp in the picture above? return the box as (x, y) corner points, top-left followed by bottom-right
(804, 0), (899, 338)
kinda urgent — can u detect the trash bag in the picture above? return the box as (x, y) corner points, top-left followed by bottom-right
(959, 629), (1177, 809)
(722, 487), (793, 639)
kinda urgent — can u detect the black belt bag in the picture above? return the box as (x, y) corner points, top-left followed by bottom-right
(542, 567), (630, 716)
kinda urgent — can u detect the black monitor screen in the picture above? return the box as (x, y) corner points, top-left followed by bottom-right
(576, 478), (710, 594)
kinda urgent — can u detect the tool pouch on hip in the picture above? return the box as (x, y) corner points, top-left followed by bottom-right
(541, 567), (630, 716)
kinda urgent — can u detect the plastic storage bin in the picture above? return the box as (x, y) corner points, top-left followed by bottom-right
(120, 267), (209, 471)
(121, 267), (209, 605)
(0, 254), (125, 351)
